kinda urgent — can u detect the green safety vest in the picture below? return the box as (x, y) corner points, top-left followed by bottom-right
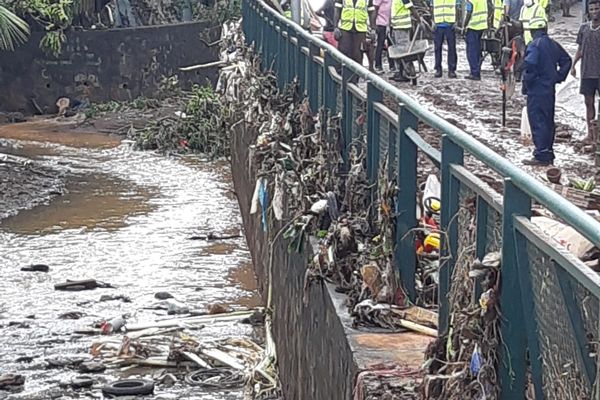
(519, 4), (546, 44)
(536, 0), (548, 9)
(284, 10), (291, 18)
(391, 0), (413, 29)
(493, 0), (504, 29)
(432, 0), (456, 24)
(339, 0), (369, 32)
(468, 0), (488, 30)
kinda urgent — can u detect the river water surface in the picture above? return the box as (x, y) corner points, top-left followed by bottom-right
(0, 121), (261, 399)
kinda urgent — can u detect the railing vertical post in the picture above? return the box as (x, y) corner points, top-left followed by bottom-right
(475, 197), (489, 260)
(297, 36), (308, 94)
(388, 121), (396, 180)
(276, 26), (285, 88)
(513, 228), (544, 400)
(308, 42), (319, 112)
(499, 179), (530, 400)
(367, 83), (383, 184)
(439, 135), (463, 335)
(289, 35), (297, 82)
(341, 65), (353, 171)
(323, 51), (337, 113)
(395, 104), (418, 302)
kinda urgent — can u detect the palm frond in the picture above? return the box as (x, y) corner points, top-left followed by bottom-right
(0, 5), (30, 51)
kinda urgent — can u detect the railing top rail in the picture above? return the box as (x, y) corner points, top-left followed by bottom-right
(252, 0), (600, 247)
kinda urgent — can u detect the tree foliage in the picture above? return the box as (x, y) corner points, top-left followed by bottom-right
(0, 4), (30, 50)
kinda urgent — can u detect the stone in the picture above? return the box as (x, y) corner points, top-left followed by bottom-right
(78, 361), (106, 373)
(0, 373), (25, 388)
(70, 375), (94, 389)
(154, 291), (174, 300)
(21, 264), (50, 272)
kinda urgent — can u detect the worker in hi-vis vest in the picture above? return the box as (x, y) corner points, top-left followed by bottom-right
(431, 0), (460, 78)
(334, 0), (377, 67)
(492, 0), (506, 29)
(462, 0), (489, 80)
(519, 0), (547, 44)
(390, 0), (420, 81)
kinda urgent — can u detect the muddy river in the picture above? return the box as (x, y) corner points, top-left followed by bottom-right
(0, 121), (261, 399)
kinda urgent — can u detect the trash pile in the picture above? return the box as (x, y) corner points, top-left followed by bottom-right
(81, 310), (279, 398)
(213, 28), (439, 337)
(421, 197), (502, 399)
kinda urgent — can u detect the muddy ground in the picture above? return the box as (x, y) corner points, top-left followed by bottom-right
(381, 3), (590, 183)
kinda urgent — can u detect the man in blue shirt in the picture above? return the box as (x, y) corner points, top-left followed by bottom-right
(521, 19), (572, 166)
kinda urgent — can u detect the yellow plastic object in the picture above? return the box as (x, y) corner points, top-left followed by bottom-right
(430, 199), (441, 213)
(424, 232), (440, 251)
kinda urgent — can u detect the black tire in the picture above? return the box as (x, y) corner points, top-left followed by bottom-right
(102, 379), (154, 396)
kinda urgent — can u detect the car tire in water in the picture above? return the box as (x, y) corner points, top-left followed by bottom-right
(101, 379), (154, 396)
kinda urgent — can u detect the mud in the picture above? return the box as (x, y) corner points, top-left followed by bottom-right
(382, 4), (590, 182)
(0, 121), (262, 399)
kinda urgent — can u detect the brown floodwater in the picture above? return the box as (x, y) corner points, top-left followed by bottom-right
(0, 121), (261, 399)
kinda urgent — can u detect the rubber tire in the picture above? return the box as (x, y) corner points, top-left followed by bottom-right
(102, 379), (154, 396)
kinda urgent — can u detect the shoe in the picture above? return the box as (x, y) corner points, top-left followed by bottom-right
(522, 157), (553, 166)
(392, 73), (410, 82)
(434, 70), (442, 78)
(464, 75), (481, 81)
(448, 71), (457, 78)
(374, 66), (383, 74)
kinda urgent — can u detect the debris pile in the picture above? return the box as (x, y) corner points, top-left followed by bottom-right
(421, 197), (502, 399)
(85, 311), (279, 398)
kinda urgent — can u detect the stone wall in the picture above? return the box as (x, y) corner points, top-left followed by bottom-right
(0, 22), (220, 113)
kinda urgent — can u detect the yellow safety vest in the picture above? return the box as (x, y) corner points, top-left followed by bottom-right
(284, 10), (291, 18)
(536, 0), (548, 9)
(432, 0), (456, 24)
(493, 0), (504, 29)
(467, 0), (488, 30)
(339, 0), (369, 32)
(391, 0), (413, 29)
(519, 4), (546, 44)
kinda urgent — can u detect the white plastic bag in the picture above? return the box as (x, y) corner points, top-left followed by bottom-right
(521, 106), (532, 145)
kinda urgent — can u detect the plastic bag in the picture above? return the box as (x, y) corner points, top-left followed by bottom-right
(521, 106), (532, 145)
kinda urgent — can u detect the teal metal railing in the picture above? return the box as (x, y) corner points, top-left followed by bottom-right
(242, 1), (600, 398)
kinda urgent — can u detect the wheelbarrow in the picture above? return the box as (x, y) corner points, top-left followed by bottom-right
(388, 22), (431, 86)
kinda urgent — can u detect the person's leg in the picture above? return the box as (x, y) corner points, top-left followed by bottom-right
(353, 32), (366, 65)
(581, 79), (599, 142)
(433, 26), (444, 73)
(375, 25), (386, 69)
(465, 29), (476, 76)
(527, 94), (555, 162)
(447, 25), (457, 73)
(471, 30), (482, 78)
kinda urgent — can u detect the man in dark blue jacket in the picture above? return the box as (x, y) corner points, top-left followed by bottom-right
(521, 19), (572, 166)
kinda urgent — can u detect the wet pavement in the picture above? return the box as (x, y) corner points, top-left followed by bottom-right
(0, 121), (261, 399)
(379, 4), (591, 180)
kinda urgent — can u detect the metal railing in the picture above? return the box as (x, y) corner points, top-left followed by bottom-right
(242, 1), (600, 398)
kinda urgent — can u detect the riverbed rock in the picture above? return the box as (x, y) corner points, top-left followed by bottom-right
(207, 303), (232, 315)
(70, 375), (94, 389)
(154, 291), (174, 300)
(79, 361), (106, 373)
(0, 373), (25, 389)
(58, 311), (86, 320)
(99, 294), (131, 302)
(21, 264), (50, 272)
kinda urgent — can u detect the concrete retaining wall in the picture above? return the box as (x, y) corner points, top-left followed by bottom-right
(0, 22), (220, 113)
(231, 122), (431, 400)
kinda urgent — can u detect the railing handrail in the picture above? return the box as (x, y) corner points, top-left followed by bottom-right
(253, 0), (600, 247)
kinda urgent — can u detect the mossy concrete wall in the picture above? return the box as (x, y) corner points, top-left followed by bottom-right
(0, 22), (219, 114)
